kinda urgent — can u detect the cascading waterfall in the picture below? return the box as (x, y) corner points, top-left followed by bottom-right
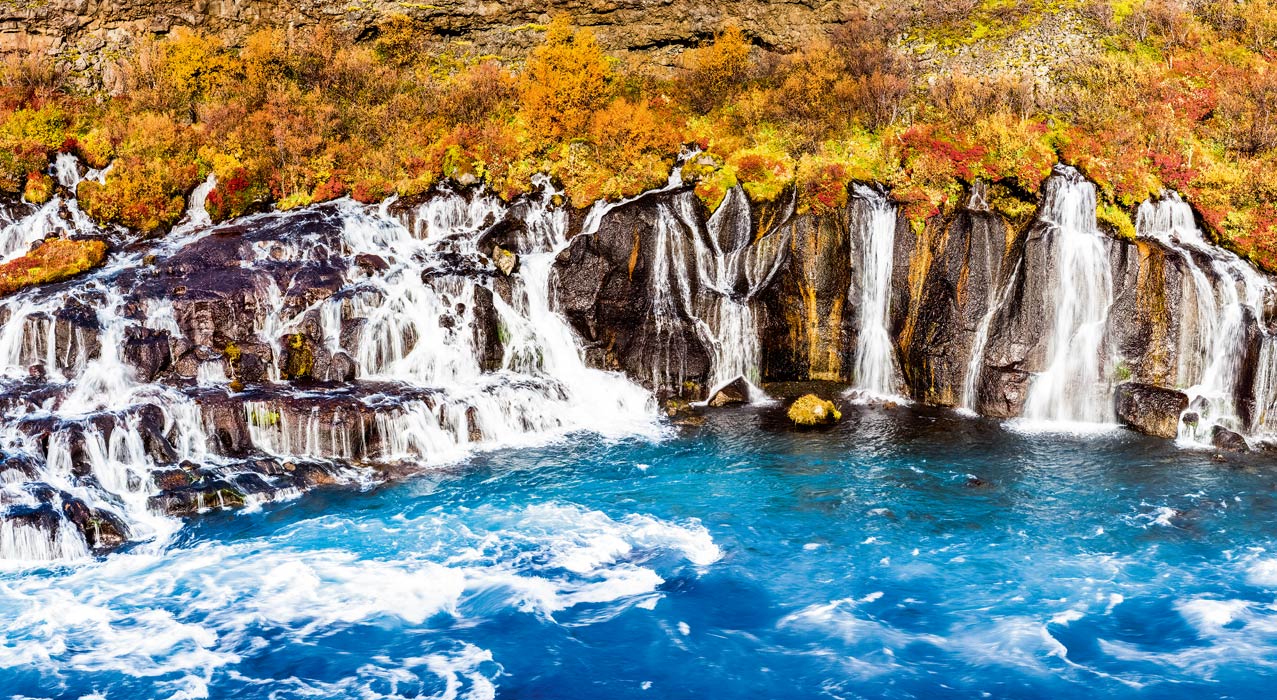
(960, 261), (1022, 414)
(1020, 166), (1115, 425)
(848, 185), (902, 399)
(0, 152), (105, 262)
(0, 156), (666, 564)
(701, 187), (789, 400)
(1136, 193), (1274, 444)
(629, 184), (787, 402)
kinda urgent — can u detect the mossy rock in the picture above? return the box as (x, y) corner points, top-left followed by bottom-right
(22, 173), (54, 205)
(281, 333), (315, 381)
(787, 394), (841, 426)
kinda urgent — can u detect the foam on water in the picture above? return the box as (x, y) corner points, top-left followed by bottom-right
(0, 498), (717, 697)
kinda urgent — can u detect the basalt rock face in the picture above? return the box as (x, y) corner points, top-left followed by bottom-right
(554, 189), (715, 400)
(898, 204), (1010, 407)
(1114, 382), (1189, 439)
(6, 0), (846, 89)
(757, 206), (855, 383)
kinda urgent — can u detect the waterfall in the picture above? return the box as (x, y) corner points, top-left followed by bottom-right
(961, 261), (1022, 414)
(1, 152), (105, 262)
(1020, 166), (1115, 425)
(848, 185), (902, 399)
(1136, 193), (1273, 445)
(0, 163), (663, 565)
(579, 169), (788, 403)
(700, 187), (789, 400)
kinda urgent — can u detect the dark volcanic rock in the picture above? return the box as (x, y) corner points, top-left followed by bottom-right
(553, 188), (713, 400)
(900, 205), (1010, 406)
(1114, 382), (1189, 439)
(1212, 425), (1250, 452)
(122, 326), (174, 382)
(472, 285), (504, 373)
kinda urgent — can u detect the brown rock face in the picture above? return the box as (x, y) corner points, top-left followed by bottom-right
(898, 208), (1010, 407)
(1114, 382), (1188, 439)
(5, 1), (848, 89)
(758, 206), (854, 383)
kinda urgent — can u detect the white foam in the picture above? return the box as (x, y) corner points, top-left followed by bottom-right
(1247, 559), (1277, 588)
(0, 501), (718, 693)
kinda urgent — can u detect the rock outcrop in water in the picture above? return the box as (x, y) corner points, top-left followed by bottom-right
(3, 149), (1277, 563)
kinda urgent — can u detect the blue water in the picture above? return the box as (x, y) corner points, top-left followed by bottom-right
(5, 404), (1277, 699)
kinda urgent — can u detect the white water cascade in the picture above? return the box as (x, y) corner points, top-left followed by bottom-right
(848, 184), (903, 399)
(0, 162), (664, 564)
(960, 261), (1022, 414)
(0, 152), (105, 262)
(701, 186), (789, 399)
(636, 185), (788, 402)
(1020, 166), (1116, 425)
(1136, 193), (1273, 445)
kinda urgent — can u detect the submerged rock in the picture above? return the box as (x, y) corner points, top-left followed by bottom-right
(787, 394), (841, 426)
(1114, 383), (1189, 439)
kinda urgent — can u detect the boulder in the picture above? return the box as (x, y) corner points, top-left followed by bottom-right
(708, 377), (750, 407)
(1114, 383), (1189, 439)
(122, 326), (173, 382)
(1211, 425), (1249, 452)
(492, 245), (518, 276)
(787, 394), (841, 426)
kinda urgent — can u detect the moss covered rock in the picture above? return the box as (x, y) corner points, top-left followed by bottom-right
(22, 172), (54, 204)
(787, 394), (841, 426)
(0, 238), (108, 297)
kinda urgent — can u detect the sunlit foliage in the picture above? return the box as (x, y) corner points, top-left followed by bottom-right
(2, 3), (1277, 267)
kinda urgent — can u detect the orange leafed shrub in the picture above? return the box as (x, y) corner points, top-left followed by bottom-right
(676, 25), (752, 113)
(0, 238), (108, 297)
(518, 16), (615, 143)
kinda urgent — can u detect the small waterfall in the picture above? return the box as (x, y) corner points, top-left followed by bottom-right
(961, 261), (1023, 414)
(848, 185), (902, 399)
(1136, 193), (1273, 444)
(1020, 166), (1115, 425)
(701, 187), (788, 400)
(0, 153), (105, 263)
(622, 184), (787, 402)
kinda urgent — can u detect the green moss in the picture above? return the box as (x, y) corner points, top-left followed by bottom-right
(249, 407), (281, 427)
(988, 184), (1038, 224)
(277, 191), (313, 210)
(282, 334), (314, 380)
(1113, 361), (1133, 382)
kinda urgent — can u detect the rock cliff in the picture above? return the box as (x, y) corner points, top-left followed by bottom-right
(3, 0), (846, 86)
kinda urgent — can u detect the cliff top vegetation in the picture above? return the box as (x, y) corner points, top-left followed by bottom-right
(2, 0), (1277, 268)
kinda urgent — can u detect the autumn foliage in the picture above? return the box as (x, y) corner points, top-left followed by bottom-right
(2, 2), (1277, 268)
(0, 238), (108, 297)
